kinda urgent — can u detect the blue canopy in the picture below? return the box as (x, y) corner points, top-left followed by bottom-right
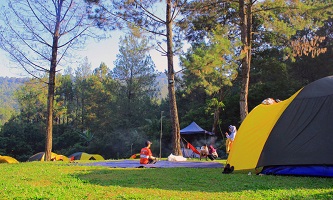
(180, 121), (213, 135)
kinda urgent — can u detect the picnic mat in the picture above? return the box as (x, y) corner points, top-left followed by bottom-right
(83, 160), (224, 168)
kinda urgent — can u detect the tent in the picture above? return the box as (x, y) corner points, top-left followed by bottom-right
(0, 156), (19, 164)
(180, 121), (213, 135)
(28, 152), (69, 162)
(68, 152), (105, 161)
(90, 154), (105, 160)
(227, 76), (333, 177)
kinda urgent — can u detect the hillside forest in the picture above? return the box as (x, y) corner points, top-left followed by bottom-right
(0, 1), (332, 161)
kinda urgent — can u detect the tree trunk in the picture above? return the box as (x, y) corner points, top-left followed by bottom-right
(239, 0), (252, 122)
(44, 43), (57, 161)
(45, 2), (62, 161)
(166, 0), (182, 156)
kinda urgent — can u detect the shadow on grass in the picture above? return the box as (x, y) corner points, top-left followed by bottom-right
(72, 167), (333, 193)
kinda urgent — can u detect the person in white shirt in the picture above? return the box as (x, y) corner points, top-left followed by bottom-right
(200, 144), (209, 161)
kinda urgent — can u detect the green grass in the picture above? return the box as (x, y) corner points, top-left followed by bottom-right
(1, 160), (333, 199)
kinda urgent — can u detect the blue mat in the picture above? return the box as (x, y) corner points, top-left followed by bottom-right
(83, 160), (224, 168)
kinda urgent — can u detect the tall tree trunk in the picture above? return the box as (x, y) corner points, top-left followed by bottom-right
(45, 40), (58, 161)
(166, 0), (182, 156)
(45, 1), (62, 161)
(239, 0), (252, 122)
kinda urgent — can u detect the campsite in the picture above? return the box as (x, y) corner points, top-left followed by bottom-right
(3, 76), (333, 199)
(0, 0), (333, 199)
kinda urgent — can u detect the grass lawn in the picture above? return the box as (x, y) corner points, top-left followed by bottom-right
(1, 159), (333, 199)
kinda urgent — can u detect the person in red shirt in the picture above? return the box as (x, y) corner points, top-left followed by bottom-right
(140, 140), (158, 164)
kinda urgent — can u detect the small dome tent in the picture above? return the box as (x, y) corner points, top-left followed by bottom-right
(28, 152), (69, 162)
(68, 152), (104, 161)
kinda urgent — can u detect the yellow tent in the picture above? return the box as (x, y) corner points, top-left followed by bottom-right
(0, 156), (19, 164)
(227, 90), (300, 171)
(68, 152), (104, 160)
(28, 152), (69, 162)
(227, 76), (333, 177)
(90, 154), (105, 160)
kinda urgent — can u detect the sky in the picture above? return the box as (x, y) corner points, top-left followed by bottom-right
(0, 1), (183, 78)
(0, 34), (183, 78)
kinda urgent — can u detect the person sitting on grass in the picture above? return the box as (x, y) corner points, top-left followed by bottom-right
(140, 140), (158, 164)
(200, 144), (209, 161)
(208, 145), (218, 161)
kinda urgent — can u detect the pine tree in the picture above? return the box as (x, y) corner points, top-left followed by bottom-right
(112, 35), (159, 127)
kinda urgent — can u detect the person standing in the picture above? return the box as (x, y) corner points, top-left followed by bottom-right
(225, 125), (237, 154)
(140, 140), (158, 164)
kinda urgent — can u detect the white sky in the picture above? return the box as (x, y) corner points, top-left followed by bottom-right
(0, 34), (182, 78)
